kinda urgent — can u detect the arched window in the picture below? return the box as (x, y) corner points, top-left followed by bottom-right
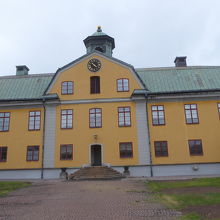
(90, 76), (100, 94)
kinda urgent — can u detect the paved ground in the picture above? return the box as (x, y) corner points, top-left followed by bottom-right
(0, 179), (181, 220)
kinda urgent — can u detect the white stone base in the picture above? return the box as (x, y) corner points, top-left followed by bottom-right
(0, 163), (219, 179)
(0, 168), (79, 180)
(152, 163), (220, 177)
(0, 169), (41, 179)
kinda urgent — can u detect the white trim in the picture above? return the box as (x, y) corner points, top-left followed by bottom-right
(0, 102), (43, 108)
(148, 93), (220, 102)
(61, 98), (132, 105)
(46, 52), (144, 93)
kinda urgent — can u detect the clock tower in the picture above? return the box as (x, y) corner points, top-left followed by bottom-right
(84, 26), (115, 57)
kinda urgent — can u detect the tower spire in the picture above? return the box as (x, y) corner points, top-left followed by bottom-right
(83, 27), (115, 57)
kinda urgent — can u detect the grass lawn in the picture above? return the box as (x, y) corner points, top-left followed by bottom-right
(0, 181), (31, 196)
(147, 177), (220, 220)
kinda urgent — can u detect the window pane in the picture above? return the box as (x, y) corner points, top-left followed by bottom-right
(185, 105), (190, 109)
(158, 106), (163, 110)
(30, 112), (35, 116)
(90, 109), (95, 113)
(36, 112), (40, 116)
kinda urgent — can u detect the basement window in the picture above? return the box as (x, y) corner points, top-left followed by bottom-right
(119, 142), (133, 158)
(27, 146), (39, 161)
(60, 145), (73, 160)
(0, 147), (7, 162)
(154, 141), (168, 157)
(188, 140), (203, 156)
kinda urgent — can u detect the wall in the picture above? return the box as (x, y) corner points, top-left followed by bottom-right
(54, 102), (139, 167)
(0, 107), (43, 169)
(148, 100), (220, 164)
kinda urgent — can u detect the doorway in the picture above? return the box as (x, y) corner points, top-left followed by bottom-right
(91, 145), (102, 166)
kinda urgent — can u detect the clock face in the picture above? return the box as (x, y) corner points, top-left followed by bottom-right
(87, 59), (101, 72)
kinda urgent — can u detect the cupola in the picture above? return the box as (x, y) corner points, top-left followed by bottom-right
(84, 26), (115, 57)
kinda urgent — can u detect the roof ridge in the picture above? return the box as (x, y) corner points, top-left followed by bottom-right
(135, 66), (220, 71)
(0, 73), (54, 79)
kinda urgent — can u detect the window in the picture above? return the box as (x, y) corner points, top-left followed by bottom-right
(0, 147), (7, 162)
(154, 141), (168, 157)
(184, 104), (199, 124)
(90, 76), (100, 94)
(118, 107), (131, 127)
(61, 110), (73, 129)
(0, 112), (10, 132)
(119, 142), (133, 158)
(29, 111), (41, 130)
(218, 103), (220, 118)
(188, 140), (203, 156)
(89, 108), (102, 128)
(60, 145), (73, 160)
(61, 81), (73, 95)
(27, 146), (39, 161)
(151, 105), (165, 125)
(117, 79), (129, 92)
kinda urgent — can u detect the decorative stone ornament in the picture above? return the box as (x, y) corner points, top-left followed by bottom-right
(87, 58), (101, 72)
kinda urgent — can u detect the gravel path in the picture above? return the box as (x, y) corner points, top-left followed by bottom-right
(0, 179), (181, 220)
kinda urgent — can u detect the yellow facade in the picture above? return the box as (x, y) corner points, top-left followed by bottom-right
(50, 54), (142, 167)
(0, 108), (43, 169)
(50, 55), (142, 100)
(55, 102), (139, 167)
(148, 100), (220, 164)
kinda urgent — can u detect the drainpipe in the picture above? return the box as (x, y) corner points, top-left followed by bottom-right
(145, 98), (153, 177)
(41, 98), (46, 179)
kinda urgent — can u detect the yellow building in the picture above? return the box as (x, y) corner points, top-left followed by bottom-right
(0, 27), (220, 179)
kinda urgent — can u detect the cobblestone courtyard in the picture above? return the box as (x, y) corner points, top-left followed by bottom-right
(0, 179), (181, 220)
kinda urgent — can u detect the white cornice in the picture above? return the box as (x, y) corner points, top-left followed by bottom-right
(60, 98), (132, 105)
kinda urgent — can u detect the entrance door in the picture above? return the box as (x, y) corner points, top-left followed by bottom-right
(91, 145), (102, 166)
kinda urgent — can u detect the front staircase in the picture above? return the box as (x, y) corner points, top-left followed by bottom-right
(68, 166), (124, 180)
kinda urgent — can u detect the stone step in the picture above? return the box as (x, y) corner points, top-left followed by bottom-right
(69, 166), (124, 181)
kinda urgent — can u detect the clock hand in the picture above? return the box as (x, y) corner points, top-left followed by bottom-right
(92, 63), (97, 68)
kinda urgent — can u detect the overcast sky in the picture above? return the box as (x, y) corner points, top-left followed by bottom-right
(0, 0), (220, 76)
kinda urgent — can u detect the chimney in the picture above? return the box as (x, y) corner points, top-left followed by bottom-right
(174, 56), (187, 67)
(16, 65), (29, 76)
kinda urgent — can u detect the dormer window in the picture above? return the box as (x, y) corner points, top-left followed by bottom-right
(117, 79), (129, 92)
(61, 81), (73, 95)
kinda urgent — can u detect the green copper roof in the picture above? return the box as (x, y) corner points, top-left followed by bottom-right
(1, 61), (220, 101)
(0, 74), (54, 101)
(91, 26), (107, 36)
(136, 66), (220, 93)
